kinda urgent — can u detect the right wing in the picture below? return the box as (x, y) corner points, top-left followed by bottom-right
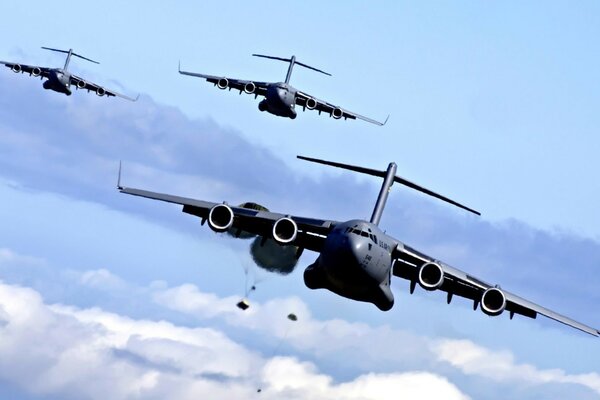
(119, 185), (336, 253)
(179, 64), (269, 97)
(392, 242), (600, 337)
(0, 61), (50, 79)
(69, 74), (139, 101)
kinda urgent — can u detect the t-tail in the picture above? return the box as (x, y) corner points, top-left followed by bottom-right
(41, 47), (99, 71)
(252, 54), (331, 84)
(297, 155), (480, 226)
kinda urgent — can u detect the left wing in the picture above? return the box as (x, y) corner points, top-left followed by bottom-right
(295, 90), (388, 126)
(179, 64), (270, 97)
(69, 74), (138, 101)
(119, 185), (336, 253)
(0, 60), (51, 78)
(392, 241), (600, 337)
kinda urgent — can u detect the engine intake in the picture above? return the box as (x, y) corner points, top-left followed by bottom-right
(208, 204), (234, 233)
(244, 82), (256, 94)
(332, 107), (343, 119)
(418, 262), (444, 291)
(306, 97), (317, 110)
(96, 87), (106, 96)
(31, 67), (41, 77)
(12, 64), (21, 73)
(272, 217), (298, 244)
(481, 287), (506, 316)
(77, 80), (86, 89)
(217, 77), (229, 89)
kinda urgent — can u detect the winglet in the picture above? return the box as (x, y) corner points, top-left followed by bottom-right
(117, 161), (123, 190)
(178, 60), (182, 73)
(382, 114), (390, 126)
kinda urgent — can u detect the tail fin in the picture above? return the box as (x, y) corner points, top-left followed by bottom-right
(252, 54), (331, 84)
(42, 47), (99, 70)
(297, 155), (480, 224)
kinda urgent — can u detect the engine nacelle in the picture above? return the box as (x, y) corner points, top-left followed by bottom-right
(31, 67), (42, 77)
(244, 82), (256, 94)
(418, 262), (444, 291)
(332, 107), (343, 119)
(481, 287), (506, 316)
(12, 64), (21, 73)
(272, 217), (298, 244)
(305, 97), (317, 110)
(77, 80), (86, 89)
(217, 77), (229, 89)
(208, 204), (234, 233)
(96, 87), (106, 96)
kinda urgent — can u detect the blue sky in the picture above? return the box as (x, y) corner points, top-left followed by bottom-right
(0, 1), (599, 399)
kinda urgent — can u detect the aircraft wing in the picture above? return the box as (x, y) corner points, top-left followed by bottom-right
(392, 242), (600, 337)
(295, 90), (388, 126)
(179, 66), (269, 97)
(69, 74), (138, 101)
(0, 61), (51, 78)
(119, 185), (336, 253)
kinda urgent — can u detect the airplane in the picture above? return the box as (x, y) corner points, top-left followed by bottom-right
(179, 54), (388, 126)
(117, 156), (599, 337)
(1, 47), (138, 101)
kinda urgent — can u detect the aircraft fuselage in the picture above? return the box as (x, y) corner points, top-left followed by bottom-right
(304, 219), (397, 311)
(258, 82), (298, 119)
(43, 69), (72, 95)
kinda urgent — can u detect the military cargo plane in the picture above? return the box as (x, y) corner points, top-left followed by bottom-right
(179, 54), (388, 125)
(1, 47), (138, 101)
(118, 156), (599, 336)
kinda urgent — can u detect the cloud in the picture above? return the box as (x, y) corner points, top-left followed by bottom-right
(433, 339), (600, 396)
(0, 280), (471, 400)
(152, 281), (600, 397)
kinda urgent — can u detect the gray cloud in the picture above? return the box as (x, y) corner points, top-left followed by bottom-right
(0, 71), (599, 328)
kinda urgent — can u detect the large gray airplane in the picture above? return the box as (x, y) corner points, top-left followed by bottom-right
(118, 156), (599, 337)
(1, 47), (138, 101)
(179, 54), (388, 125)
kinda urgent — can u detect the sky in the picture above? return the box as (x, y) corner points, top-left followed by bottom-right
(0, 1), (599, 399)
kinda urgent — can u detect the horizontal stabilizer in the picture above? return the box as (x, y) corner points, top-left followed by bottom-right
(252, 53), (331, 76)
(297, 155), (480, 216)
(41, 47), (99, 64)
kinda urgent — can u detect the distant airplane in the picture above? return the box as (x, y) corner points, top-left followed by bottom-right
(118, 157), (599, 337)
(1, 47), (138, 101)
(179, 54), (388, 125)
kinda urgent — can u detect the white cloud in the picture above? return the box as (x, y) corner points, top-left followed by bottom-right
(433, 339), (600, 396)
(0, 247), (45, 267)
(0, 280), (469, 400)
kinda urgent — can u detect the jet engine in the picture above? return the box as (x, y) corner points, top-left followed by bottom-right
(11, 64), (21, 73)
(481, 287), (506, 316)
(272, 217), (298, 244)
(244, 82), (256, 94)
(96, 87), (106, 96)
(208, 204), (234, 233)
(305, 97), (317, 110)
(332, 107), (343, 119)
(77, 80), (86, 89)
(217, 77), (229, 89)
(31, 67), (42, 77)
(418, 262), (444, 291)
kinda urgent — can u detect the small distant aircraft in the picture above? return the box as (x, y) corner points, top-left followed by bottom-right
(118, 157), (599, 337)
(1, 47), (138, 101)
(179, 54), (388, 125)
